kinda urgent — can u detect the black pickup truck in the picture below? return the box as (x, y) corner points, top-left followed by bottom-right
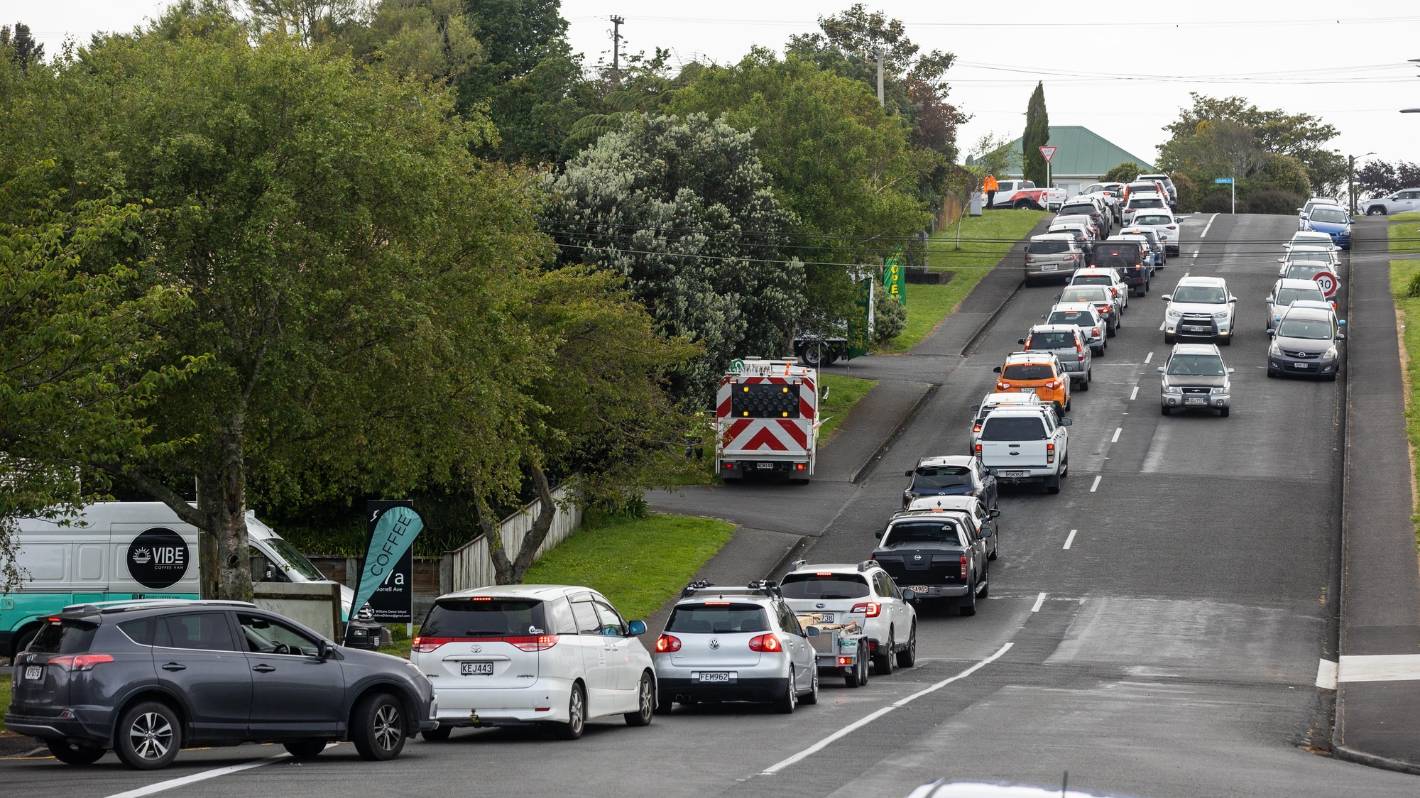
(870, 509), (990, 617)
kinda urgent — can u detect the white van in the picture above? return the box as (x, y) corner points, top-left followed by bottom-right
(1, 502), (356, 656)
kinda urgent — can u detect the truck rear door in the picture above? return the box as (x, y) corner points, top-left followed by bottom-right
(979, 415), (1049, 471)
(872, 520), (968, 589)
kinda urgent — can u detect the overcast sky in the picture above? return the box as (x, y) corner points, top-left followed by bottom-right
(13, 1), (1420, 169)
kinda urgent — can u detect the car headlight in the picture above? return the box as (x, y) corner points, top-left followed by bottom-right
(1269, 342), (1283, 357)
(1210, 385), (1228, 395)
(1323, 346), (1338, 360)
(1213, 310), (1230, 320)
(1161, 382), (1180, 394)
(1166, 309), (1182, 320)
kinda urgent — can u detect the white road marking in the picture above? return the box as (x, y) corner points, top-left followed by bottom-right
(1317, 658), (1339, 690)
(1031, 592), (1046, 613)
(1338, 654), (1420, 682)
(1063, 529), (1078, 549)
(1089, 475), (1102, 493)
(1200, 213), (1219, 239)
(1158, 321), (1165, 331)
(759, 643), (1014, 775)
(104, 754), (289, 798)
(1129, 385), (1139, 401)
(1111, 427), (1122, 444)
(1182, 272), (1189, 279)
(1144, 351), (1153, 364)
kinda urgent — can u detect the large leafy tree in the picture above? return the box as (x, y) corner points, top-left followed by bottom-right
(1355, 160), (1420, 197)
(1022, 82), (1049, 187)
(4, 9), (549, 599)
(670, 51), (930, 326)
(0, 22), (44, 72)
(544, 112), (805, 400)
(1102, 162), (1141, 183)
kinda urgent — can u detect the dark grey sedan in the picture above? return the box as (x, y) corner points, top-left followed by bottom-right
(5, 600), (434, 769)
(1267, 304), (1345, 380)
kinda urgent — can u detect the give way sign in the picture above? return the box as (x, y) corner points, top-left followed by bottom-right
(1039, 145), (1058, 162)
(1312, 270), (1340, 298)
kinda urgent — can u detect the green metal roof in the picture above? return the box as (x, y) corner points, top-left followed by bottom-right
(971, 126), (1155, 177)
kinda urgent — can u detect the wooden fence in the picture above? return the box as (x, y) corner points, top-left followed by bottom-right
(446, 483), (582, 592)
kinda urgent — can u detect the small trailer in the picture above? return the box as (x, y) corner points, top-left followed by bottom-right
(795, 610), (872, 688)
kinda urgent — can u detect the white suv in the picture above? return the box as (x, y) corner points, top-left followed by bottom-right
(780, 561), (918, 680)
(412, 585), (655, 740)
(1363, 188), (1420, 216)
(1163, 276), (1236, 345)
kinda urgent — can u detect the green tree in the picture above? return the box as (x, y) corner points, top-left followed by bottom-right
(544, 112), (806, 400)
(1161, 93), (1342, 194)
(1102, 162), (1141, 183)
(5, 15), (550, 599)
(246, 0), (365, 44)
(1022, 82), (1049, 187)
(0, 22), (44, 72)
(350, 0), (482, 83)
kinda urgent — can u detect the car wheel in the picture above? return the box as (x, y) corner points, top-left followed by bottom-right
(1091, 345), (1105, 357)
(897, 623), (917, 668)
(1161, 405), (1171, 415)
(1107, 323), (1117, 338)
(1060, 456), (1069, 478)
(555, 683), (587, 740)
(352, 692), (407, 760)
(1065, 395), (1072, 411)
(46, 739), (105, 766)
(776, 669), (798, 714)
(1054, 401), (1065, 417)
(1219, 407), (1230, 418)
(1367, 206), (1384, 216)
(1326, 372), (1338, 382)
(989, 538), (999, 561)
(1080, 370), (1091, 391)
(978, 571), (990, 598)
(1220, 335), (1232, 346)
(283, 740), (327, 760)
(960, 579), (978, 616)
(858, 642), (871, 685)
(802, 345), (822, 367)
(421, 725), (453, 742)
(874, 630), (896, 676)
(1045, 472), (1061, 494)
(1267, 368), (1278, 378)
(801, 668), (820, 705)
(625, 671), (655, 727)
(114, 701), (182, 770)
(1164, 333), (1176, 344)
(1024, 275), (1037, 287)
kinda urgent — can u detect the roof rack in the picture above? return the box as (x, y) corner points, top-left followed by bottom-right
(681, 579), (783, 600)
(60, 599), (256, 616)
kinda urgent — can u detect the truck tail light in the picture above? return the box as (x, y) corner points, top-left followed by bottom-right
(748, 633), (783, 653)
(1046, 442), (1056, 464)
(47, 653), (114, 671)
(794, 463), (807, 472)
(655, 634), (682, 653)
(722, 462), (735, 470)
(850, 602), (881, 618)
(959, 554), (968, 580)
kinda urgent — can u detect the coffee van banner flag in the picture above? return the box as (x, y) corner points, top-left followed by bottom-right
(350, 502), (424, 622)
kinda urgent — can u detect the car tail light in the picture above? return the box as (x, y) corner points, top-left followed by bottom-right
(655, 634), (682, 653)
(838, 656), (853, 665)
(47, 653), (114, 671)
(410, 636), (452, 653)
(959, 554), (968, 580)
(996, 381), (1009, 390)
(1093, 326), (1102, 337)
(1046, 442), (1056, 464)
(974, 442), (982, 455)
(749, 633), (783, 653)
(972, 423), (982, 434)
(507, 635), (559, 652)
(851, 602), (881, 618)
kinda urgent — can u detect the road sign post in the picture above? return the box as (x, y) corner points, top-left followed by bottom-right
(1215, 177), (1235, 214)
(1040, 145), (1058, 188)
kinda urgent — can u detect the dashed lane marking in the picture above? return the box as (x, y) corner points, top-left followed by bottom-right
(1111, 427), (1122, 444)
(104, 753), (290, 798)
(1144, 351), (1153, 364)
(1200, 213), (1219, 239)
(1089, 475), (1102, 493)
(1031, 592), (1046, 613)
(1130, 386), (1139, 401)
(1063, 529), (1078, 550)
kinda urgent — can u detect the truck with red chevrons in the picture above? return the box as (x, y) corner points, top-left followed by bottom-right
(716, 358), (819, 481)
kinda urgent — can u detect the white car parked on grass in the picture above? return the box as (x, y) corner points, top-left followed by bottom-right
(412, 585), (656, 740)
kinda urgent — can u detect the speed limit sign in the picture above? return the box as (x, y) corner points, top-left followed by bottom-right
(1313, 271), (1340, 298)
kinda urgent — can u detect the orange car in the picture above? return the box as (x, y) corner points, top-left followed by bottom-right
(992, 351), (1071, 413)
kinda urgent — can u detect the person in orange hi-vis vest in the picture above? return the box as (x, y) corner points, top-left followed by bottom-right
(983, 174), (999, 210)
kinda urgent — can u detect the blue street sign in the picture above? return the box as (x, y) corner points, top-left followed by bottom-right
(1214, 177), (1234, 184)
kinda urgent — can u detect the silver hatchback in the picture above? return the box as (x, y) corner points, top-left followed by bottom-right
(1019, 324), (1092, 390)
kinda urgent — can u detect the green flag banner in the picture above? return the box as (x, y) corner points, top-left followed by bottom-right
(349, 503), (424, 628)
(883, 252), (906, 305)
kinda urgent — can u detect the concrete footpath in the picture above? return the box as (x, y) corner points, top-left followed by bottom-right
(1334, 219), (1420, 771)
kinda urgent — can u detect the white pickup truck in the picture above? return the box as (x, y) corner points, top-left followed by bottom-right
(976, 407), (1071, 494)
(991, 180), (1068, 211)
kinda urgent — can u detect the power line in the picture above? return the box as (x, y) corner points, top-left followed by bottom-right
(570, 14), (1420, 30)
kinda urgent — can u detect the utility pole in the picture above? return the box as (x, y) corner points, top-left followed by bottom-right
(610, 15), (625, 83)
(875, 49), (884, 107)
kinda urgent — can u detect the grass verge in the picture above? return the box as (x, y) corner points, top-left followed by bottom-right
(882, 209), (1049, 352)
(522, 512), (734, 622)
(1386, 211), (1420, 549)
(819, 373), (877, 443)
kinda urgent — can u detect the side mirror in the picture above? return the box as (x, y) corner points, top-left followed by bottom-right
(805, 625), (821, 638)
(900, 591), (918, 603)
(1060, 418), (1073, 427)
(988, 508), (1002, 519)
(317, 640), (333, 660)
(1227, 368), (1236, 374)
(1228, 297), (1237, 303)
(1017, 338), (1026, 345)
(1265, 295), (1274, 303)
(1337, 332), (1346, 341)
(1267, 329), (1276, 337)
(1156, 366), (1165, 373)
(1276, 257), (1287, 263)
(627, 619), (647, 636)
(904, 470), (915, 477)
(992, 366), (1002, 374)
(1161, 294), (1172, 301)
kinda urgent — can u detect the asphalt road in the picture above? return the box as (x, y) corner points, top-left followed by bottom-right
(6, 214), (1419, 797)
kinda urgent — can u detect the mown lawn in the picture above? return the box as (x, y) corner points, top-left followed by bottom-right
(818, 373), (877, 443)
(1386, 211), (1420, 548)
(882, 209), (1049, 352)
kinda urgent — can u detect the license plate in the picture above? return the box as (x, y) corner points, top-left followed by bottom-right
(1293, 362), (1311, 369)
(697, 672), (734, 683)
(1020, 387), (1036, 393)
(999, 470), (1029, 477)
(909, 585), (930, 594)
(1185, 398), (1206, 406)
(1184, 326), (1209, 333)
(24, 665), (42, 681)
(461, 662), (494, 676)
(818, 612), (836, 623)
(1040, 264), (1058, 271)
(755, 462), (775, 470)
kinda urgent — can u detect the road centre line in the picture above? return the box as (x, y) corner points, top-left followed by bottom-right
(1130, 385), (1139, 401)
(1031, 592), (1046, 613)
(1200, 213), (1218, 238)
(1144, 351), (1153, 364)
(105, 753), (289, 798)
(1063, 529), (1078, 549)
(1111, 427), (1121, 443)
(760, 642), (1014, 775)
(1089, 475), (1102, 493)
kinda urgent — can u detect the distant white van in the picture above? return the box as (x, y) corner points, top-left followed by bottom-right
(1, 502), (354, 656)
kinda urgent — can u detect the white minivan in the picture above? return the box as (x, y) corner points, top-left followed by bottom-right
(1, 502), (357, 657)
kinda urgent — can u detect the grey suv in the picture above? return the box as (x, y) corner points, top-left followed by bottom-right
(5, 600), (435, 769)
(1023, 234), (1085, 286)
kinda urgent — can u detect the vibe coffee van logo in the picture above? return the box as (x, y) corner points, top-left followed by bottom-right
(127, 527), (190, 589)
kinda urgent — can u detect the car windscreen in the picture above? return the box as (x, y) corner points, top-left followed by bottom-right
(1276, 287), (1324, 305)
(1165, 355), (1226, 376)
(1060, 205), (1096, 217)
(911, 465), (972, 488)
(262, 536), (327, 581)
(1047, 309), (1093, 326)
(1093, 244), (1140, 266)
(883, 520), (961, 547)
(1285, 263), (1328, 279)
(1060, 287), (1105, 303)
(1310, 207), (1347, 224)
(1171, 286), (1226, 303)
(420, 598), (547, 636)
(1028, 239), (1071, 254)
(1135, 215), (1172, 226)
(780, 573), (870, 600)
(981, 416), (1047, 441)
(28, 618), (98, 654)
(1002, 364), (1052, 380)
(1072, 275), (1111, 287)
(665, 603), (769, 634)
(1029, 331), (1077, 349)
(1287, 252), (1331, 264)
(1277, 318), (1332, 339)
